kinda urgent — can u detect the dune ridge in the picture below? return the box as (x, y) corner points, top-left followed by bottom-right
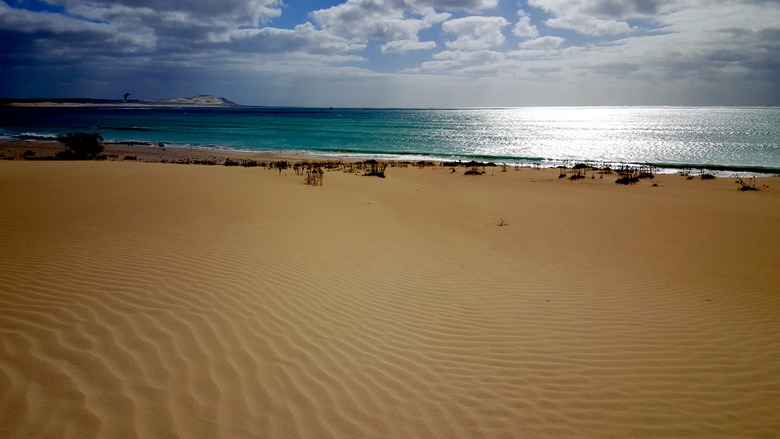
(1, 161), (779, 438)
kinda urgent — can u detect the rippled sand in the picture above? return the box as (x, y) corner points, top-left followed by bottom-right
(1, 161), (779, 438)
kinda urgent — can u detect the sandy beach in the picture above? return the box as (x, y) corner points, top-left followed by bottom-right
(1, 145), (780, 438)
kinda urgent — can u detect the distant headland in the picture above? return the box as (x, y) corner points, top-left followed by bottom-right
(0, 95), (241, 107)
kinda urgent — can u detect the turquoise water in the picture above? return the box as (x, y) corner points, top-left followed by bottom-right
(2, 106), (779, 172)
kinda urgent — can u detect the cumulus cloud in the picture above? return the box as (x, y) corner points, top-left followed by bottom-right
(311, 0), (449, 53)
(381, 39), (437, 53)
(545, 15), (633, 36)
(441, 16), (509, 50)
(512, 11), (539, 39)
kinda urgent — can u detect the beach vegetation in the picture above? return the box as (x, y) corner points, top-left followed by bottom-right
(123, 155), (137, 161)
(569, 167), (588, 180)
(735, 177), (766, 191)
(305, 167), (324, 186)
(269, 161), (288, 174)
(321, 161), (342, 170)
(615, 167), (640, 185)
(701, 173), (716, 180)
(615, 176), (639, 186)
(363, 160), (387, 177)
(465, 166), (484, 175)
(55, 132), (104, 159)
(615, 175), (639, 185)
(637, 169), (655, 179)
(22, 150), (35, 158)
(193, 158), (218, 165)
(463, 160), (496, 168)
(496, 219), (508, 227)
(221, 157), (261, 167)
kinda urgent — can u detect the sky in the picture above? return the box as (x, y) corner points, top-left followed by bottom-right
(1, 0), (779, 107)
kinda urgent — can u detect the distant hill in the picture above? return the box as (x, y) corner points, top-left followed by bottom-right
(141, 95), (240, 106)
(0, 95), (241, 107)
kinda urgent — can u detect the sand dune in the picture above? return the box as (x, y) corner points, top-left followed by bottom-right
(1, 160), (779, 438)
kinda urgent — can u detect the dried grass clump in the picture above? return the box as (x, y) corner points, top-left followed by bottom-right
(735, 177), (767, 191)
(615, 166), (640, 185)
(305, 167), (324, 186)
(362, 160), (388, 177)
(464, 166), (484, 176)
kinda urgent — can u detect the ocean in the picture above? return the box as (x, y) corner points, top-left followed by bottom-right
(2, 106), (779, 173)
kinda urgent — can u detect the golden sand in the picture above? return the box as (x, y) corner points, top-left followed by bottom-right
(1, 158), (779, 438)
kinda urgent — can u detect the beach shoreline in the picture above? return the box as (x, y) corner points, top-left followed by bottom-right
(3, 138), (779, 178)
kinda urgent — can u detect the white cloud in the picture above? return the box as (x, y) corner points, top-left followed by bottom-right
(224, 23), (365, 55)
(311, 0), (448, 53)
(433, 49), (504, 63)
(546, 15), (632, 36)
(381, 40), (437, 53)
(0, 2), (106, 34)
(512, 11), (539, 39)
(52, 0), (283, 26)
(420, 49), (506, 74)
(519, 36), (564, 50)
(527, 0), (647, 36)
(67, 4), (157, 22)
(420, 60), (462, 70)
(441, 16), (510, 50)
(414, 0), (499, 12)
(0, 1), (157, 52)
(527, 0), (675, 19)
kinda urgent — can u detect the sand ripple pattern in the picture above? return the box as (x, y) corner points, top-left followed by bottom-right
(2, 162), (779, 438)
